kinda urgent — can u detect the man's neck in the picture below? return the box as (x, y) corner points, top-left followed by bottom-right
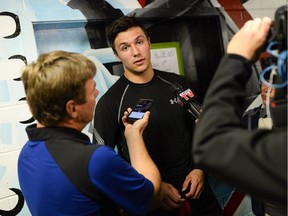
(124, 66), (154, 84)
(55, 120), (84, 132)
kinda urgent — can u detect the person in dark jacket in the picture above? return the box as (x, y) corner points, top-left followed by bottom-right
(193, 16), (287, 215)
(94, 15), (223, 216)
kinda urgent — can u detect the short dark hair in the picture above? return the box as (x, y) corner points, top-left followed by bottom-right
(107, 15), (149, 53)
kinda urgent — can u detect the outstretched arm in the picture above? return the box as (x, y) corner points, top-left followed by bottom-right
(122, 108), (161, 209)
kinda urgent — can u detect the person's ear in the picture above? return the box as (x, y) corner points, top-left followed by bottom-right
(147, 37), (151, 48)
(115, 52), (122, 62)
(66, 100), (78, 118)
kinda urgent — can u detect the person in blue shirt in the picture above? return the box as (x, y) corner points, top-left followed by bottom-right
(17, 50), (161, 216)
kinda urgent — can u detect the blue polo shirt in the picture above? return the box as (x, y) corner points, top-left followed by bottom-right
(18, 124), (154, 216)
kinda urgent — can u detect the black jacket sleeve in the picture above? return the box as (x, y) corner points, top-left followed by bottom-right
(193, 54), (287, 207)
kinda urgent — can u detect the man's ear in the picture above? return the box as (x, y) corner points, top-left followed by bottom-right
(114, 52), (121, 62)
(66, 100), (78, 118)
(148, 37), (151, 48)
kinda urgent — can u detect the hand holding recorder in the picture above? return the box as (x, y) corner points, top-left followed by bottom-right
(122, 107), (150, 140)
(127, 99), (153, 124)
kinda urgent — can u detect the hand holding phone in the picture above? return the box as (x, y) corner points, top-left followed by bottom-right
(127, 99), (153, 124)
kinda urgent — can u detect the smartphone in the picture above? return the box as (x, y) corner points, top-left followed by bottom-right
(127, 99), (153, 124)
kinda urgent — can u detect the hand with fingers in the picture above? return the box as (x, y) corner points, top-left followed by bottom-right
(227, 17), (272, 63)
